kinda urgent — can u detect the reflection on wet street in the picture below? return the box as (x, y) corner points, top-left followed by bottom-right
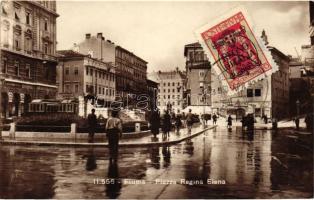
(0, 126), (312, 199)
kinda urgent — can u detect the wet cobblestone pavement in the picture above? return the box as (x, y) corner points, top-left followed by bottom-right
(0, 126), (312, 199)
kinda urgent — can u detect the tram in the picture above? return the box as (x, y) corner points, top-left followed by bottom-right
(28, 99), (78, 114)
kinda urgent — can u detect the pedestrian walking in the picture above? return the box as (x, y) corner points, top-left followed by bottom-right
(162, 110), (172, 138)
(181, 112), (186, 128)
(150, 110), (160, 137)
(213, 113), (217, 125)
(174, 114), (182, 133)
(87, 108), (98, 143)
(272, 117), (278, 130)
(294, 117), (300, 130)
(227, 115), (233, 128)
(186, 109), (193, 133)
(106, 109), (123, 163)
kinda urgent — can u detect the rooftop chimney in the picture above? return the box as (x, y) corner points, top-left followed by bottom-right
(97, 32), (103, 39)
(85, 33), (91, 39)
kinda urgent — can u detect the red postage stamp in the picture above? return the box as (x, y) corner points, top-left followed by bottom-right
(195, 7), (276, 94)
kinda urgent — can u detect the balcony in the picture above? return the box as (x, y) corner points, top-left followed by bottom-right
(1, 45), (57, 62)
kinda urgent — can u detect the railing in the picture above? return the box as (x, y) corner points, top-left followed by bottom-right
(1, 46), (57, 62)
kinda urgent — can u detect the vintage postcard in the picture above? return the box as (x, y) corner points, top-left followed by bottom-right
(0, 1), (313, 199)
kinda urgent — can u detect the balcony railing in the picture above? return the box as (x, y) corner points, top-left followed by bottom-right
(1, 45), (57, 62)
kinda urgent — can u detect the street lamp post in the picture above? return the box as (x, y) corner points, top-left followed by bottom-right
(0, 77), (4, 140)
(200, 82), (206, 128)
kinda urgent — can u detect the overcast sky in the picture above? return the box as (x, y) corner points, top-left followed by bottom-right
(57, 1), (310, 72)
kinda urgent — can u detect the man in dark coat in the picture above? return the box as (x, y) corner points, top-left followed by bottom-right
(162, 111), (172, 137)
(150, 110), (160, 137)
(87, 109), (97, 143)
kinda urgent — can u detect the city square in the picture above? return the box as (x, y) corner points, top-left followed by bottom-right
(0, 0), (313, 199)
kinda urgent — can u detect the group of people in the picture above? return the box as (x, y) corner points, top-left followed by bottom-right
(87, 106), (314, 164)
(150, 109), (195, 138)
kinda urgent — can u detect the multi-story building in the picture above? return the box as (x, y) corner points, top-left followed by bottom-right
(151, 68), (186, 114)
(269, 46), (290, 119)
(288, 1), (314, 115)
(0, 0), (59, 118)
(115, 46), (148, 103)
(184, 43), (211, 107)
(72, 33), (148, 106)
(57, 50), (116, 116)
(210, 33), (290, 120)
(147, 79), (158, 111)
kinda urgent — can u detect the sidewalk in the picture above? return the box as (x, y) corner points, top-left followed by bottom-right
(213, 116), (307, 129)
(0, 125), (216, 148)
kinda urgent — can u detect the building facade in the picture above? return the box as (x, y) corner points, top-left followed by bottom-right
(288, 2), (314, 115)
(269, 46), (290, 119)
(115, 46), (148, 103)
(151, 69), (186, 114)
(147, 79), (158, 111)
(57, 50), (116, 105)
(210, 41), (290, 120)
(0, 0), (58, 118)
(184, 43), (211, 107)
(73, 33), (148, 106)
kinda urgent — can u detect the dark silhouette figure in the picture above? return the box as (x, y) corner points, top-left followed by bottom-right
(87, 108), (97, 143)
(174, 114), (182, 133)
(227, 115), (233, 128)
(272, 118), (278, 131)
(162, 111), (172, 137)
(84, 148), (97, 171)
(263, 114), (268, 124)
(213, 113), (217, 125)
(150, 110), (160, 137)
(294, 117), (300, 130)
(106, 110), (123, 162)
(181, 112), (186, 127)
(105, 161), (122, 199)
(186, 109), (193, 133)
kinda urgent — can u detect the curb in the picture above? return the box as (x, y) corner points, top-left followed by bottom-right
(0, 126), (217, 148)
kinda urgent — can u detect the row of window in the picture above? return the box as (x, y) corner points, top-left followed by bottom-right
(161, 82), (181, 87)
(85, 85), (115, 96)
(2, 1), (50, 31)
(158, 95), (181, 100)
(115, 50), (146, 68)
(1, 21), (51, 55)
(247, 89), (261, 97)
(2, 57), (30, 77)
(157, 101), (181, 106)
(1, 57), (53, 80)
(159, 88), (181, 93)
(85, 67), (115, 82)
(117, 62), (146, 80)
(187, 51), (207, 62)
